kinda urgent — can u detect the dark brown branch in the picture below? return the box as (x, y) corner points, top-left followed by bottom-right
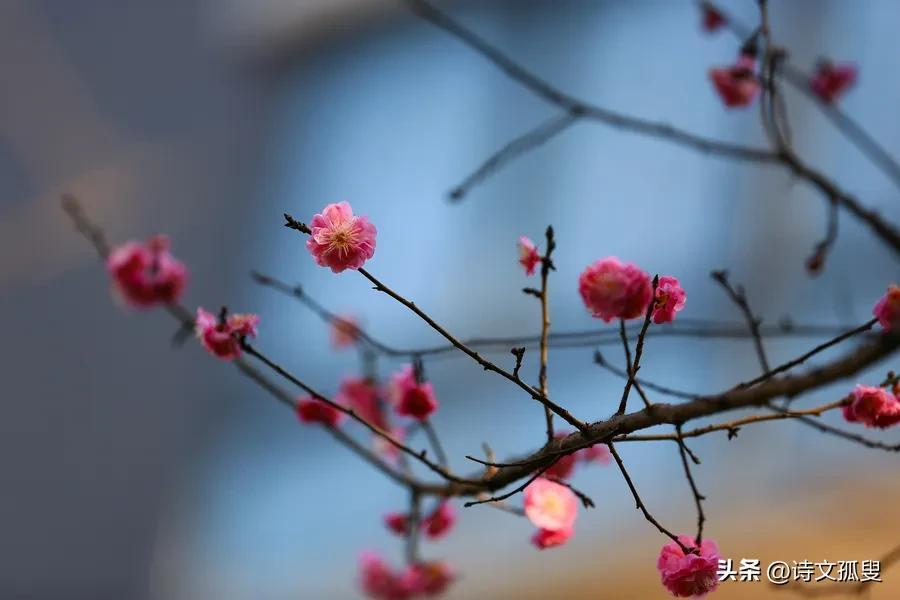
(674, 424), (706, 543)
(538, 225), (556, 443)
(711, 270), (770, 373)
(616, 276), (659, 415)
(546, 476), (595, 509)
(607, 442), (691, 553)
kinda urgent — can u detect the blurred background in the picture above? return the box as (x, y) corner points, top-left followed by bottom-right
(2, 0), (899, 598)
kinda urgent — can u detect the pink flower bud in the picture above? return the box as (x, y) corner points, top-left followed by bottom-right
(337, 377), (386, 429)
(531, 526), (573, 550)
(424, 501), (455, 540)
(701, 4), (725, 32)
(306, 201), (377, 273)
(383, 512), (409, 537)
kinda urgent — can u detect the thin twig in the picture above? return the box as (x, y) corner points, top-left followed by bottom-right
(711, 270), (770, 373)
(616, 276), (659, 414)
(674, 424), (706, 543)
(538, 225), (556, 443)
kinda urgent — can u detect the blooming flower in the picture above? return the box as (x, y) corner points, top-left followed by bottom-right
(296, 397), (344, 428)
(389, 365), (439, 421)
(531, 526), (574, 550)
(306, 201), (377, 273)
(653, 276), (687, 324)
(106, 235), (187, 308)
(517, 236), (541, 276)
(405, 561), (455, 597)
(331, 315), (361, 349)
(842, 385), (900, 429)
(701, 3), (725, 32)
(709, 53), (760, 108)
(384, 512), (409, 536)
(359, 553), (414, 600)
(873, 284), (900, 331)
(657, 536), (720, 598)
(810, 61), (857, 104)
(195, 307), (259, 361)
(578, 257), (653, 322)
(337, 377), (386, 429)
(424, 501), (455, 540)
(523, 477), (578, 533)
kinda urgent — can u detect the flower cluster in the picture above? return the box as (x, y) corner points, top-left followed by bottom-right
(578, 257), (686, 324)
(842, 385), (900, 429)
(106, 235), (187, 308)
(194, 307), (259, 361)
(657, 536), (721, 598)
(523, 478), (579, 550)
(359, 553), (454, 600)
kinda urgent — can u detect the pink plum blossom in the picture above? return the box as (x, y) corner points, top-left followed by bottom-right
(359, 553), (414, 600)
(424, 501), (455, 540)
(296, 397), (344, 428)
(701, 3), (725, 32)
(653, 276), (687, 324)
(709, 53), (760, 108)
(531, 526), (574, 550)
(406, 561), (455, 597)
(842, 385), (900, 429)
(337, 377), (386, 429)
(389, 365), (439, 421)
(384, 512), (409, 537)
(657, 536), (720, 598)
(578, 257), (653, 322)
(106, 235), (187, 308)
(873, 284), (900, 331)
(523, 477), (578, 533)
(194, 307), (259, 361)
(331, 315), (361, 349)
(810, 62), (857, 104)
(578, 444), (612, 465)
(517, 236), (541, 276)
(306, 201), (376, 273)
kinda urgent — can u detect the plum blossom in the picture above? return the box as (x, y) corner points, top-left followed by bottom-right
(810, 61), (857, 104)
(842, 385), (900, 429)
(296, 397), (344, 428)
(873, 284), (900, 331)
(653, 276), (687, 324)
(306, 201), (377, 273)
(106, 235), (187, 308)
(657, 536), (720, 598)
(578, 257), (653, 322)
(331, 315), (361, 349)
(517, 236), (541, 276)
(424, 501), (455, 540)
(389, 365), (439, 421)
(406, 561), (455, 596)
(337, 377), (386, 429)
(709, 53), (760, 108)
(531, 526), (573, 550)
(523, 478), (578, 534)
(194, 307), (259, 361)
(384, 512), (408, 536)
(578, 444), (612, 465)
(359, 553), (414, 600)
(701, 3), (725, 32)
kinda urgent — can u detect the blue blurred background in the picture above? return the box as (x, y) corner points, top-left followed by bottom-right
(2, 0), (899, 598)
